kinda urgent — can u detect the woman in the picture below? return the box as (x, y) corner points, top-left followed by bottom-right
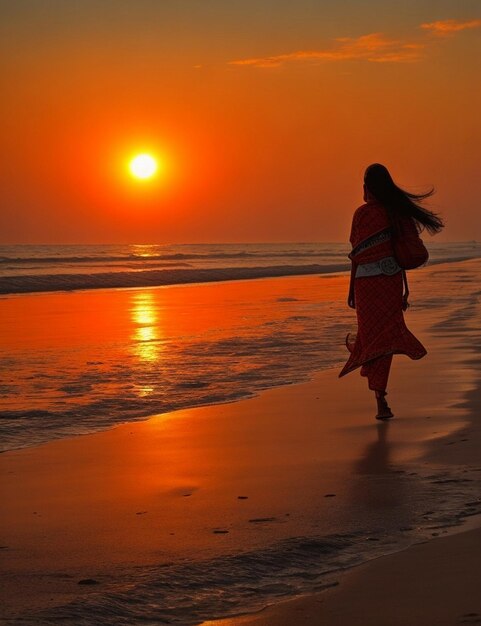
(339, 163), (444, 419)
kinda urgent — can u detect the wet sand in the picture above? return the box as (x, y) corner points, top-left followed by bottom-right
(1, 262), (481, 622)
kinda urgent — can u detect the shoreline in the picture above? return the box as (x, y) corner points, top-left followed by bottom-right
(1, 260), (481, 623)
(204, 522), (481, 626)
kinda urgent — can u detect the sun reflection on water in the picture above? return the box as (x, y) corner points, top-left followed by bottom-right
(130, 244), (158, 258)
(130, 291), (162, 364)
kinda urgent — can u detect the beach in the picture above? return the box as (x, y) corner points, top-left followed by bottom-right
(1, 258), (481, 623)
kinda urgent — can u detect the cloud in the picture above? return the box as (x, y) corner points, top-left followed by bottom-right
(230, 18), (481, 68)
(420, 18), (481, 36)
(230, 33), (425, 68)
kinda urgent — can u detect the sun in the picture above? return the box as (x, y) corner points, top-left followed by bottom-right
(129, 153), (158, 180)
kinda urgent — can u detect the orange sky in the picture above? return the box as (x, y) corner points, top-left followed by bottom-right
(1, 1), (480, 243)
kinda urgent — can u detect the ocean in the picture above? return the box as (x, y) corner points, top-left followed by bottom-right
(1, 241), (479, 294)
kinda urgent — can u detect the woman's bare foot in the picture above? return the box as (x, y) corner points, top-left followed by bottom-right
(375, 390), (394, 420)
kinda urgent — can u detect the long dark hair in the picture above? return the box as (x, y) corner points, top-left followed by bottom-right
(364, 163), (444, 235)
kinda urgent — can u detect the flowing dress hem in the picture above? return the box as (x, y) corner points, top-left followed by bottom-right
(338, 346), (427, 379)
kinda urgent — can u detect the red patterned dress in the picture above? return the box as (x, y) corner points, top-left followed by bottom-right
(338, 201), (427, 391)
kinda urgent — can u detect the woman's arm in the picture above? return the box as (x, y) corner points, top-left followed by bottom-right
(348, 259), (357, 309)
(347, 207), (361, 309)
(402, 270), (410, 311)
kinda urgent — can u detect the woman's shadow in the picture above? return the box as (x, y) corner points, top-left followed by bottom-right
(351, 422), (414, 526)
(356, 422), (392, 475)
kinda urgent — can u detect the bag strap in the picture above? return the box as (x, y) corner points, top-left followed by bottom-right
(349, 227), (391, 259)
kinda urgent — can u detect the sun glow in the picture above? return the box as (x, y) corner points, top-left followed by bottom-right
(129, 153), (158, 180)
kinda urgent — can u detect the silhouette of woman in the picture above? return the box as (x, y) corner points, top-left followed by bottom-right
(339, 164), (444, 419)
